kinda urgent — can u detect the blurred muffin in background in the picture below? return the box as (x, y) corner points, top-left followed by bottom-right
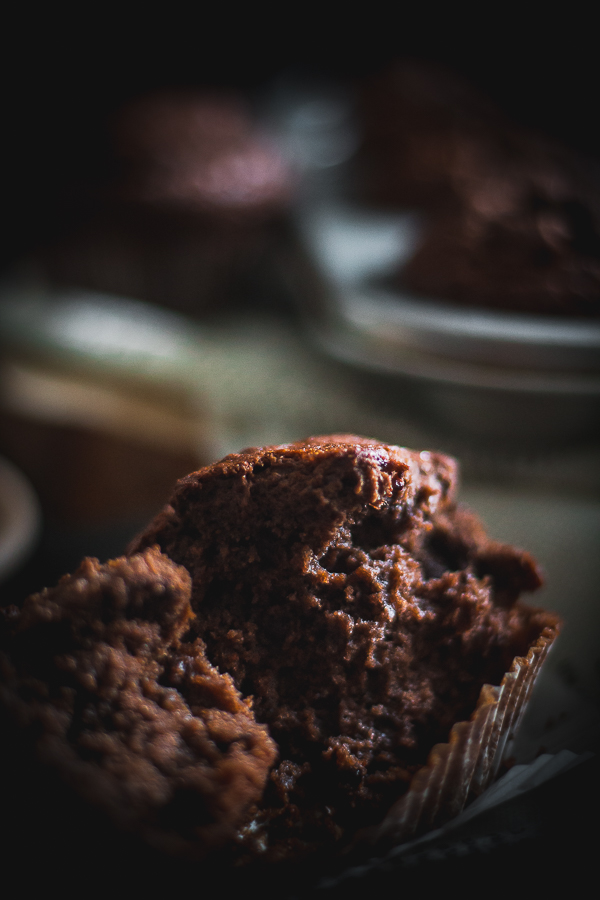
(112, 90), (291, 217)
(40, 90), (294, 317)
(400, 143), (600, 318)
(359, 61), (600, 317)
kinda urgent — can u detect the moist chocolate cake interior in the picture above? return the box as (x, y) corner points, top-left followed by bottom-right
(128, 436), (553, 858)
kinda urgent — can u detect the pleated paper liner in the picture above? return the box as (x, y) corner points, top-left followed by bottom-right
(366, 623), (560, 852)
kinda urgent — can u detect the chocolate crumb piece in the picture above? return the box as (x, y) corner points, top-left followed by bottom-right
(0, 547), (276, 859)
(130, 435), (556, 861)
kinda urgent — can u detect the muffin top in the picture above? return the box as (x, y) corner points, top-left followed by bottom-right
(111, 90), (292, 218)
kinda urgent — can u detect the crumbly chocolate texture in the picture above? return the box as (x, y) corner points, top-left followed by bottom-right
(130, 435), (552, 859)
(0, 547), (276, 859)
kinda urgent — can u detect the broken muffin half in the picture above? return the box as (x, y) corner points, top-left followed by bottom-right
(1, 436), (559, 866)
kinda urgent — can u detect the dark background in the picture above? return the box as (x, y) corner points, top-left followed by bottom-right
(2, 12), (599, 271)
(1, 12), (597, 891)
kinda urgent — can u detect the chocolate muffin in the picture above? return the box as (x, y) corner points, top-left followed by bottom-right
(1, 436), (560, 872)
(41, 90), (294, 317)
(111, 90), (291, 218)
(358, 61), (600, 316)
(400, 147), (600, 317)
(130, 435), (558, 859)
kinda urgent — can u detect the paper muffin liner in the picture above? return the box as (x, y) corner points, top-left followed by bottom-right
(368, 623), (560, 850)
